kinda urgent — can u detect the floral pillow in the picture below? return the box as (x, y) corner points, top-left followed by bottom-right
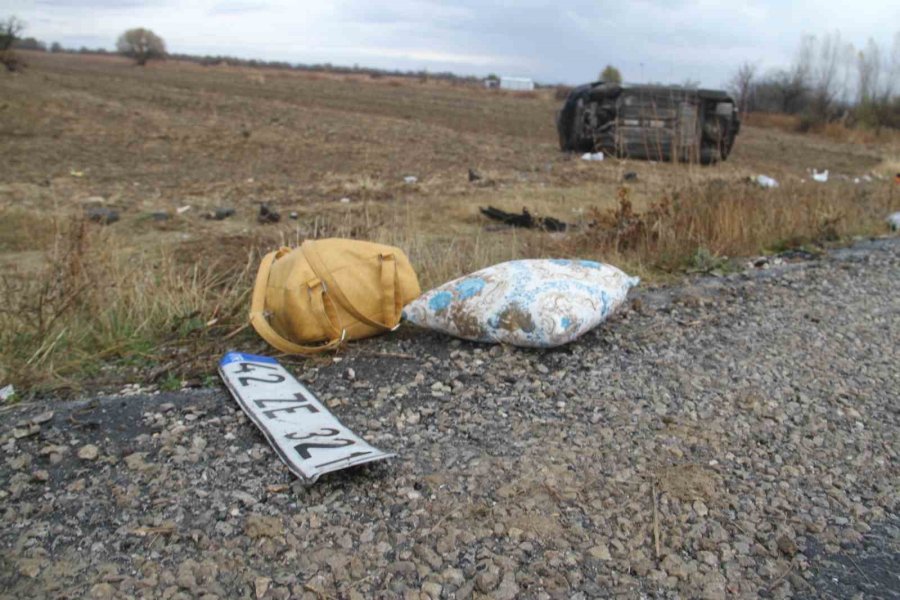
(402, 259), (639, 348)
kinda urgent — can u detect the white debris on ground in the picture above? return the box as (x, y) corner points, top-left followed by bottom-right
(0, 385), (14, 402)
(754, 174), (779, 188)
(118, 383), (158, 397)
(746, 256), (785, 269)
(811, 169), (829, 183)
(888, 212), (900, 231)
(403, 176), (418, 184)
(580, 152), (604, 161)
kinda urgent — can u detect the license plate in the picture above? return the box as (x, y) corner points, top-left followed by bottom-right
(218, 352), (394, 483)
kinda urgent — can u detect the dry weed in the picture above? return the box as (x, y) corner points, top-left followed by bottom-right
(0, 219), (257, 392)
(552, 177), (895, 271)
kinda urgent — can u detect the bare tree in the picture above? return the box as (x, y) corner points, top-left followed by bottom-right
(0, 16), (22, 51)
(729, 62), (757, 116)
(856, 39), (881, 104)
(809, 32), (842, 118)
(882, 32), (900, 101)
(837, 42), (856, 106)
(793, 35), (814, 90)
(116, 28), (166, 66)
(0, 16), (25, 71)
(756, 36), (814, 115)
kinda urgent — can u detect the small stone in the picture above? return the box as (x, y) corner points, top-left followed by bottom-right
(777, 534), (798, 557)
(90, 583), (115, 599)
(255, 576), (271, 599)
(176, 563), (197, 590)
(698, 550), (718, 566)
(78, 444), (100, 461)
(661, 554), (689, 580)
(19, 558), (42, 578)
(233, 490), (257, 506)
(245, 515), (281, 539)
(8, 454), (31, 470)
(632, 559), (653, 577)
(32, 469), (50, 482)
(699, 573), (727, 600)
(421, 582), (442, 599)
(13, 426), (39, 439)
(31, 411), (54, 425)
(588, 544), (612, 560)
(475, 561), (499, 593)
(39, 444), (67, 457)
(494, 572), (520, 600)
(124, 453), (152, 471)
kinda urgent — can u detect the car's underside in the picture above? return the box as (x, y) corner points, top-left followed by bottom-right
(557, 83), (741, 164)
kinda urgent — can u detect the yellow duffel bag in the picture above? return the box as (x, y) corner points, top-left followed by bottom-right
(250, 239), (421, 354)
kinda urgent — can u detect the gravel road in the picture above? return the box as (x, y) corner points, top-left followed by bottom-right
(2, 238), (898, 599)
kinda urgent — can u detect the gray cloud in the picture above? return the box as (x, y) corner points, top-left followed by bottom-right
(208, 1), (270, 16)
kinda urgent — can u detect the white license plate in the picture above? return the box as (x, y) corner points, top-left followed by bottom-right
(218, 352), (394, 483)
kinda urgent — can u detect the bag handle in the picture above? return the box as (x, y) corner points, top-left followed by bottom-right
(249, 249), (346, 355)
(301, 240), (402, 331)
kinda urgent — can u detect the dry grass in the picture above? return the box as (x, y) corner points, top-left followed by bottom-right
(745, 112), (900, 147)
(743, 112), (803, 132)
(1, 52), (898, 394)
(0, 218), (260, 392)
(555, 179), (897, 272)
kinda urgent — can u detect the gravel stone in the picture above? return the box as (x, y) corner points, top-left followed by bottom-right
(588, 544), (612, 560)
(77, 444), (99, 461)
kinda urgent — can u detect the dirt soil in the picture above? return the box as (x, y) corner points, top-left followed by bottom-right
(1, 51), (892, 253)
(2, 237), (897, 599)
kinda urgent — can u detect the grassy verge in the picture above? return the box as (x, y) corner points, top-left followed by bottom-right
(0, 218), (257, 394)
(1, 176), (896, 397)
(2, 54), (898, 396)
(552, 178), (897, 272)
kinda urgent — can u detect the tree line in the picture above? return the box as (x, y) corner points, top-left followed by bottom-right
(1, 18), (487, 85)
(5, 13), (900, 130)
(729, 32), (900, 129)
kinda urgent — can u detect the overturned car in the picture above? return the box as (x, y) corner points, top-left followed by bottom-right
(557, 82), (740, 163)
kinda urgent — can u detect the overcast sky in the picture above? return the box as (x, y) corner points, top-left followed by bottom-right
(4, 0), (899, 86)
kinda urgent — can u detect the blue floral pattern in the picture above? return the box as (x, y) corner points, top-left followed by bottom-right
(403, 259), (639, 347)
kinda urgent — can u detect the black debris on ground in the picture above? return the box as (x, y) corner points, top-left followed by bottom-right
(479, 206), (567, 232)
(84, 207), (119, 225)
(257, 204), (280, 224)
(204, 208), (236, 221)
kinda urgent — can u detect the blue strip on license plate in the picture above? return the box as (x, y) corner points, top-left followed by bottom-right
(218, 353), (394, 483)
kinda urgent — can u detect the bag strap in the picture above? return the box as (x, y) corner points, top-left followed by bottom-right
(301, 240), (401, 331)
(249, 249), (346, 355)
